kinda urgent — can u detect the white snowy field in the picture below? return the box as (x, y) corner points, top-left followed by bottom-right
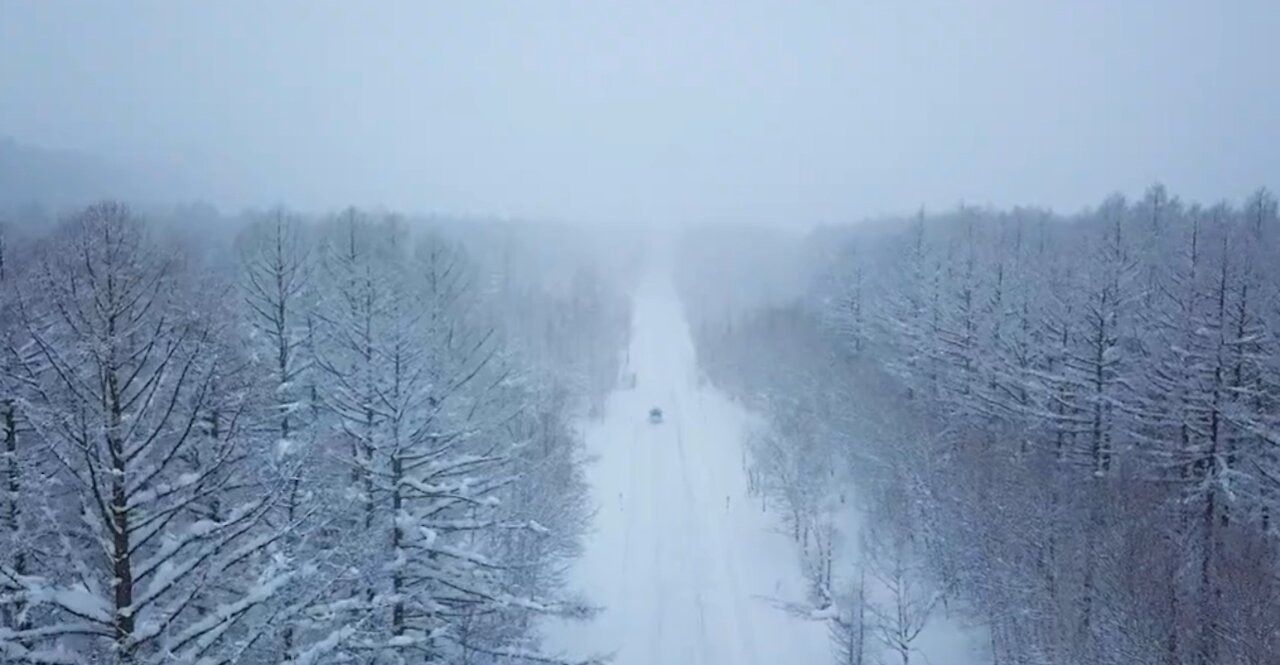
(542, 270), (832, 665)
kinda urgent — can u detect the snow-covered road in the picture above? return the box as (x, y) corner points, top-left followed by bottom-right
(543, 269), (831, 664)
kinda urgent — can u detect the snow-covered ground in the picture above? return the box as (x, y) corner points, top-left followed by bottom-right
(542, 268), (831, 664)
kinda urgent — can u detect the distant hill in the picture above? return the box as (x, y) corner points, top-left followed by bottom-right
(0, 137), (134, 209)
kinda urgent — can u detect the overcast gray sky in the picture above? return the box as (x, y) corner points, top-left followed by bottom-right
(2, 1), (1278, 224)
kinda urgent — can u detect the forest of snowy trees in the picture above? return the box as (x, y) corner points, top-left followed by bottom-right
(2, 183), (1277, 665)
(0, 202), (632, 664)
(683, 185), (1280, 665)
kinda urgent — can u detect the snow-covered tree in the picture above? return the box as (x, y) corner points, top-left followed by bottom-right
(234, 208), (322, 662)
(0, 218), (41, 652)
(307, 213), (601, 664)
(1, 202), (297, 664)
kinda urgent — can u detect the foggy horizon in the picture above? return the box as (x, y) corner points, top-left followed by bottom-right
(5, 1), (1279, 224)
